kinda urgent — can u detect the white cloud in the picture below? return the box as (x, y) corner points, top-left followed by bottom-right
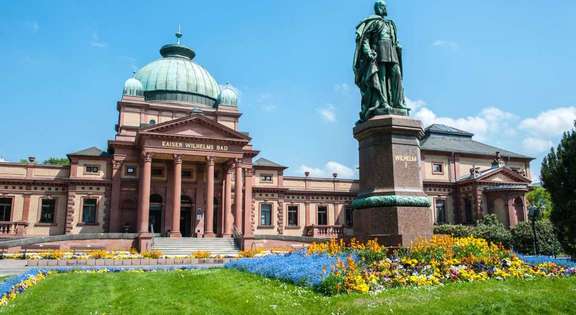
(519, 107), (576, 137)
(325, 161), (355, 178)
(298, 165), (326, 177)
(318, 105), (336, 123)
(90, 32), (108, 48)
(298, 161), (356, 179)
(405, 97), (427, 112)
(432, 40), (460, 51)
(411, 101), (517, 142)
(522, 137), (554, 154)
(333, 83), (351, 94)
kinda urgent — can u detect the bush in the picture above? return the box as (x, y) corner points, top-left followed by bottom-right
(435, 215), (512, 248)
(433, 224), (473, 238)
(41, 250), (65, 260)
(192, 251), (211, 259)
(142, 250), (162, 259)
(239, 248), (264, 258)
(511, 220), (563, 256)
(88, 250), (112, 259)
(472, 223), (512, 248)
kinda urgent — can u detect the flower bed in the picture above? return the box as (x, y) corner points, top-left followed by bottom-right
(516, 253), (576, 268)
(0, 265), (217, 306)
(226, 250), (353, 287)
(225, 236), (576, 295)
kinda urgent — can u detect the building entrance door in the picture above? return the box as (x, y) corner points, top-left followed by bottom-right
(180, 196), (193, 237)
(149, 194), (163, 234)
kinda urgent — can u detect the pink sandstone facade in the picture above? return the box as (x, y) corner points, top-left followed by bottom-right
(0, 38), (534, 251)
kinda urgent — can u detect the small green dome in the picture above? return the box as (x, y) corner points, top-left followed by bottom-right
(123, 76), (144, 97)
(134, 42), (221, 106)
(218, 84), (239, 107)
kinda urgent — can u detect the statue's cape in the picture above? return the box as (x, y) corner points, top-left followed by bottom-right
(353, 15), (385, 84)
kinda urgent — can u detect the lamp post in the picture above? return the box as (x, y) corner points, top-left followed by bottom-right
(528, 203), (542, 255)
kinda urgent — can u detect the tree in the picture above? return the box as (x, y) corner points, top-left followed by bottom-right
(42, 157), (70, 166)
(541, 122), (576, 259)
(526, 187), (553, 219)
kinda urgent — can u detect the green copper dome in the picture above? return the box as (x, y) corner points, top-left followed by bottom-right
(134, 41), (221, 107)
(123, 76), (144, 97)
(218, 84), (239, 107)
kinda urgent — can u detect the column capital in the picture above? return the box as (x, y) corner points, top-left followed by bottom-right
(143, 152), (153, 163)
(173, 154), (183, 164)
(112, 160), (122, 170)
(206, 156), (215, 165)
(245, 168), (254, 177)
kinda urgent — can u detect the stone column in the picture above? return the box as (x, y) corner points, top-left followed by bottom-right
(234, 160), (244, 231)
(204, 157), (215, 237)
(109, 159), (122, 232)
(169, 155), (183, 238)
(304, 200), (310, 227)
(137, 153), (152, 234)
(224, 165), (233, 236)
(243, 168), (254, 238)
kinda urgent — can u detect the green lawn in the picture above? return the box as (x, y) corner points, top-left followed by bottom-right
(1, 269), (575, 314)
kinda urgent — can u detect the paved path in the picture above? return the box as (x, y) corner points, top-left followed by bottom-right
(0, 260), (27, 276)
(0, 260), (224, 277)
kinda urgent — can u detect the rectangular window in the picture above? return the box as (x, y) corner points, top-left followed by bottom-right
(39, 199), (56, 224)
(182, 169), (193, 178)
(260, 174), (273, 183)
(287, 205), (298, 226)
(82, 199), (98, 224)
(125, 165), (137, 176)
(151, 167), (164, 177)
(260, 203), (272, 226)
(85, 165), (100, 174)
(317, 206), (328, 226)
(435, 199), (446, 224)
(0, 198), (11, 222)
(432, 163), (444, 174)
(345, 206), (354, 226)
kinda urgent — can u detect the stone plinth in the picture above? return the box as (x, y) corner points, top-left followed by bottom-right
(352, 115), (432, 247)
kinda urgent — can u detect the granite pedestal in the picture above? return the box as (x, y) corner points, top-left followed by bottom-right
(352, 115), (433, 247)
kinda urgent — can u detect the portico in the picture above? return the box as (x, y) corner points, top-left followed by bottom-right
(128, 115), (257, 239)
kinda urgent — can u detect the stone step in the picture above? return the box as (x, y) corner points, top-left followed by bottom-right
(151, 237), (239, 257)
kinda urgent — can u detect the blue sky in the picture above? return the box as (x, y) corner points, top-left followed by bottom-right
(1, 0), (575, 180)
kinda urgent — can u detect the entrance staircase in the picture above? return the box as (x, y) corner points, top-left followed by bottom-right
(152, 237), (240, 257)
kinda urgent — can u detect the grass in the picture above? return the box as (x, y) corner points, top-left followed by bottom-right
(0, 269), (575, 314)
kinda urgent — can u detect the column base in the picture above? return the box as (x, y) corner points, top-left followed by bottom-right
(203, 232), (216, 238)
(168, 231), (182, 238)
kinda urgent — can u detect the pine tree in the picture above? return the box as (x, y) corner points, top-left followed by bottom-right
(541, 122), (576, 258)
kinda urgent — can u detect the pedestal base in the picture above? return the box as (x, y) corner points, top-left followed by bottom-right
(353, 206), (433, 247)
(137, 233), (153, 252)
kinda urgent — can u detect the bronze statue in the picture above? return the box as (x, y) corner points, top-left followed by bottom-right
(354, 0), (408, 122)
